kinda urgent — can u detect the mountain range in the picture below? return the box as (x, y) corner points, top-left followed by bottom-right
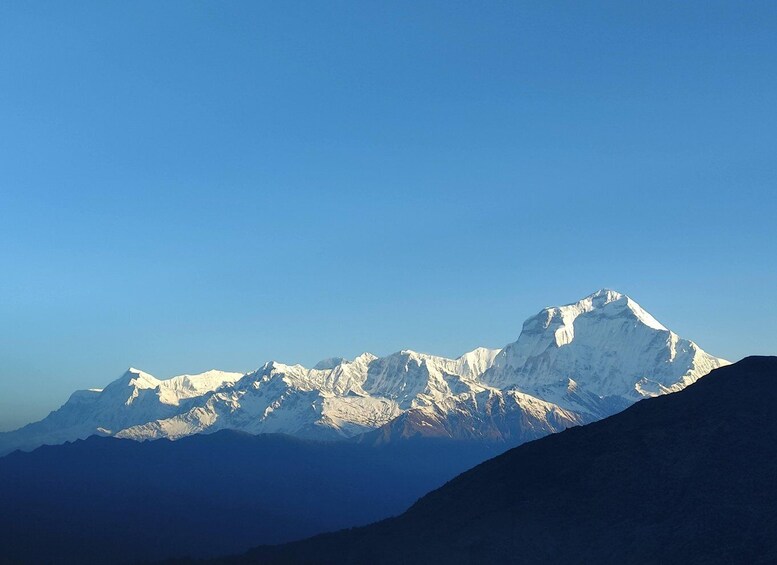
(0, 289), (727, 456)
(0, 289), (749, 563)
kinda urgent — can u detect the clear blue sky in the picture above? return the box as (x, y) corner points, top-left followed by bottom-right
(1, 1), (776, 431)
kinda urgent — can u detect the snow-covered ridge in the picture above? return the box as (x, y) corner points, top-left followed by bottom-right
(0, 290), (728, 455)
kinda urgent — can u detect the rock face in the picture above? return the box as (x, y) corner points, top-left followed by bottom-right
(0, 290), (728, 455)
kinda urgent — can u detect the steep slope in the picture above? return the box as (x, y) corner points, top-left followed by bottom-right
(0, 290), (727, 455)
(230, 356), (777, 565)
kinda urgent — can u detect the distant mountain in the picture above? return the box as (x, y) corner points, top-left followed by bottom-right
(0, 290), (727, 455)
(0, 431), (499, 564)
(225, 356), (777, 565)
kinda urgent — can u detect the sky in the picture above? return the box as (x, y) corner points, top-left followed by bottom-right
(1, 1), (776, 431)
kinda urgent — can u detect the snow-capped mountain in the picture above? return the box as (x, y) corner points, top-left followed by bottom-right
(482, 289), (725, 418)
(0, 290), (728, 455)
(0, 369), (244, 455)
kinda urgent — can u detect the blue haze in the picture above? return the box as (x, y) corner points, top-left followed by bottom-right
(1, 1), (776, 430)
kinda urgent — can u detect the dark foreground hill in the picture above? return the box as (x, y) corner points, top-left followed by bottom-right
(0, 431), (499, 564)
(220, 356), (777, 565)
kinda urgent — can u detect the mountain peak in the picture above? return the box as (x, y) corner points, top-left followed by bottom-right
(352, 352), (379, 366)
(113, 367), (159, 388)
(482, 290), (723, 400)
(587, 288), (624, 302)
(313, 357), (346, 370)
(561, 289), (667, 333)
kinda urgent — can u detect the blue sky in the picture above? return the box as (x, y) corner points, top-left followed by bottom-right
(1, 1), (776, 431)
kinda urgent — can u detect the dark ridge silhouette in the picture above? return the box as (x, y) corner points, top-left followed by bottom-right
(215, 356), (777, 564)
(0, 429), (500, 564)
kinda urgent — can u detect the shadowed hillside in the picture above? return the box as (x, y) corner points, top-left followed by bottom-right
(222, 356), (777, 565)
(0, 431), (499, 564)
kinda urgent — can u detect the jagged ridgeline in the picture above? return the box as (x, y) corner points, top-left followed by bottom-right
(0, 290), (727, 456)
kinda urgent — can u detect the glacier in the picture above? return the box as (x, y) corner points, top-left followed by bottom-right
(0, 289), (728, 455)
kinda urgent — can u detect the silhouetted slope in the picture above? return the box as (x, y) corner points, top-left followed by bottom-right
(229, 356), (777, 564)
(0, 431), (498, 564)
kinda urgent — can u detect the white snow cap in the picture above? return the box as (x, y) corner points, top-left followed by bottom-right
(580, 289), (667, 331)
(525, 289), (667, 348)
